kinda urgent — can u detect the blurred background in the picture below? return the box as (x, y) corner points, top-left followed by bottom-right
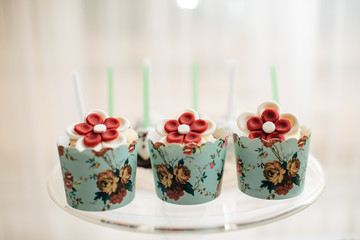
(1, 0), (359, 239)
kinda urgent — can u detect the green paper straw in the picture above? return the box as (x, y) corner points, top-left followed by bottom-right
(192, 63), (199, 111)
(270, 66), (279, 103)
(108, 67), (114, 117)
(143, 65), (150, 128)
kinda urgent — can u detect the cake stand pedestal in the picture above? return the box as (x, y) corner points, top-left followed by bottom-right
(47, 155), (325, 234)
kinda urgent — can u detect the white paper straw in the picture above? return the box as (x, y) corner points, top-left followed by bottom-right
(72, 71), (86, 120)
(227, 59), (238, 120)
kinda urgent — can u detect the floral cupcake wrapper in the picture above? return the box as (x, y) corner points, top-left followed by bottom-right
(233, 134), (311, 200)
(148, 137), (228, 205)
(57, 141), (138, 211)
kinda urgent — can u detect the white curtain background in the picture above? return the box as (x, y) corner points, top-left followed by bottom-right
(0, 0), (359, 239)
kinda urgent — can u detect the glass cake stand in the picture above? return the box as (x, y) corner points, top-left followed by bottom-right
(47, 155), (325, 234)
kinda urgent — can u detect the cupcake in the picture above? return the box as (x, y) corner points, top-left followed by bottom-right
(233, 101), (311, 199)
(57, 109), (138, 211)
(147, 109), (228, 205)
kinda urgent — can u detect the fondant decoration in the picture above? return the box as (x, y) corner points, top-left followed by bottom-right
(66, 109), (130, 152)
(155, 109), (216, 145)
(237, 101), (299, 141)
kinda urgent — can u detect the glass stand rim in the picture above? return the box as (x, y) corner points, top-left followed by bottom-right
(47, 154), (325, 234)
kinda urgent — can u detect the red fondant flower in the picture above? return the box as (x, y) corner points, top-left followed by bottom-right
(75, 113), (119, 145)
(66, 110), (130, 152)
(237, 101), (299, 141)
(155, 110), (215, 145)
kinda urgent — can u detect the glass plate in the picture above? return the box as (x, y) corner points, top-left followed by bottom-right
(47, 155), (325, 233)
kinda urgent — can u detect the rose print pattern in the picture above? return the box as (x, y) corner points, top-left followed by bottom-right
(182, 143), (197, 156)
(234, 133), (310, 199)
(58, 146), (65, 157)
(174, 165), (191, 184)
(274, 175), (294, 195)
(62, 171), (84, 208)
(94, 161), (134, 207)
(287, 158), (300, 177)
(120, 164), (132, 184)
(297, 135), (309, 148)
(259, 153), (302, 197)
(151, 138), (227, 202)
(263, 160), (286, 185)
(96, 169), (119, 194)
(236, 157), (243, 176)
(157, 163), (173, 188)
(59, 142), (137, 210)
(109, 185), (127, 204)
(236, 157), (251, 192)
(156, 161), (193, 201)
(128, 141), (136, 154)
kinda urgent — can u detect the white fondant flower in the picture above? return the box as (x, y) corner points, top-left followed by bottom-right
(236, 101), (299, 141)
(66, 109), (130, 152)
(155, 109), (216, 145)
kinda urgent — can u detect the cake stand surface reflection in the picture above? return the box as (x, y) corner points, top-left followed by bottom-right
(47, 155), (325, 234)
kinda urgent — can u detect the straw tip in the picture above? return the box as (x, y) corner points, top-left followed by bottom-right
(226, 59), (239, 66)
(143, 57), (151, 67)
(72, 70), (79, 77)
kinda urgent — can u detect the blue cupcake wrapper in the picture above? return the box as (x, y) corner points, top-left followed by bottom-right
(233, 134), (311, 200)
(148, 137), (228, 205)
(57, 142), (138, 211)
